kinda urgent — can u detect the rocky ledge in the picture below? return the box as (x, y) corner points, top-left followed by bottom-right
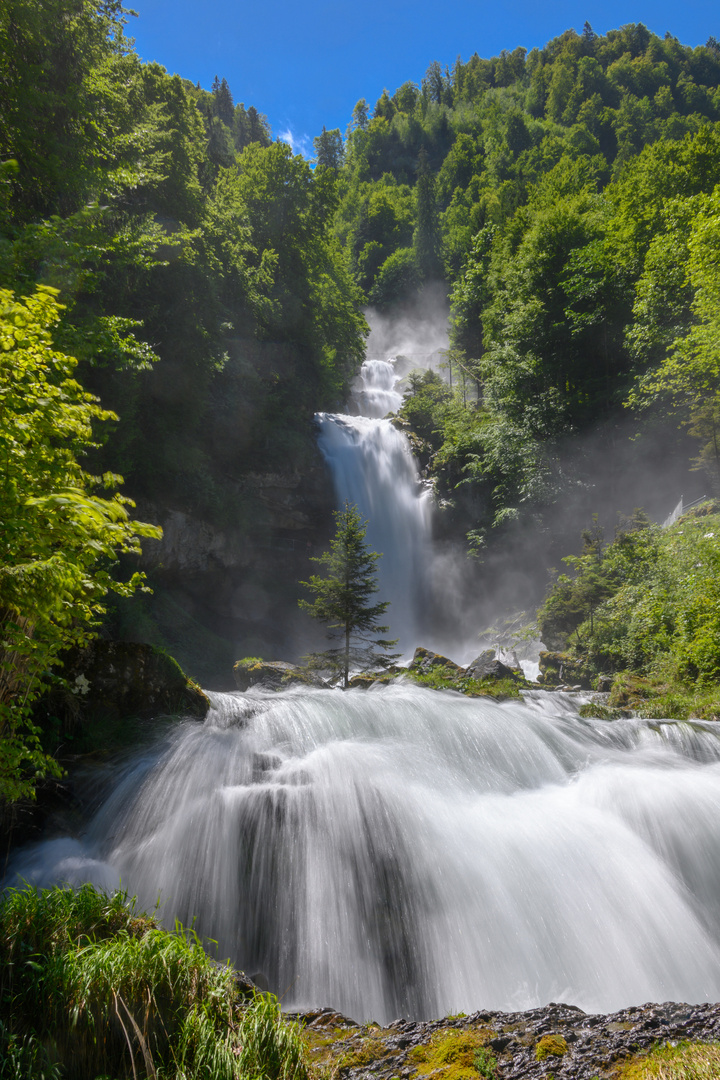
(294, 999), (720, 1080)
(231, 647), (528, 695)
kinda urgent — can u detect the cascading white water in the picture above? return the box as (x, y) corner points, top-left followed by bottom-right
(316, 358), (432, 652)
(11, 685), (720, 1024)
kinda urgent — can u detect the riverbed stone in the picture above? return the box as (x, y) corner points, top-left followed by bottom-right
(294, 1000), (720, 1080)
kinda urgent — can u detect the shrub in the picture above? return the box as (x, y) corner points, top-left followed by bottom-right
(0, 883), (309, 1080)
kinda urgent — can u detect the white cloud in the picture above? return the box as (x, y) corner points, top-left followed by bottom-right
(278, 128), (313, 159)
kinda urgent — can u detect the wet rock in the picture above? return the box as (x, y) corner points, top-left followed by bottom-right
(295, 1000), (720, 1080)
(63, 640), (209, 722)
(233, 657), (324, 691)
(410, 647), (464, 677)
(464, 649), (520, 682)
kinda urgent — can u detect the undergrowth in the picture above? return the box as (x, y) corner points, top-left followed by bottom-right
(0, 882), (310, 1080)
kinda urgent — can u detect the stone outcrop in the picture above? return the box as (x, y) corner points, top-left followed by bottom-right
(64, 640), (209, 722)
(294, 1000), (720, 1080)
(409, 647), (465, 678)
(537, 651), (594, 689)
(233, 658), (324, 691)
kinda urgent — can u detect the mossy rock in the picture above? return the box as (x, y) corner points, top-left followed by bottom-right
(233, 657), (324, 691)
(608, 673), (655, 709)
(410, 646), (465, 678)
(63, 640), (209, 723)
(462, 675), (524, 699)
(410, 1028), (494, 1079)
(347, 672), (398, 689)
(538, 651), (593, 689)
(535, 1033), (568, 1060)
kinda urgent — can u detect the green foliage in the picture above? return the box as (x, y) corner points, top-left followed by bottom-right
(0, 287), (160, 802)
(0, 883), (310, 1080)
(333, 26), (720, 544)
(473, 1047), (498, 1079)
(538, 504), (720, 696)
(299, 502), (399, 687)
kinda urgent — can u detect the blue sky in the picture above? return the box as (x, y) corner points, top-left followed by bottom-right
(128, 0), (720, 157)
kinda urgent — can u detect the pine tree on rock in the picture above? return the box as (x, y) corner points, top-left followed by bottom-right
(299, 503), (399, 687)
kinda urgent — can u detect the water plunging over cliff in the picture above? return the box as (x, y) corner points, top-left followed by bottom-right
(316, 358), (432, 653)
(11, 686), (720, 1024)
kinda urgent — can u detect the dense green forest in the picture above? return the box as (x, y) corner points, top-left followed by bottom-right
(4, 0), (720, 797)
(331, 23), (720, 544)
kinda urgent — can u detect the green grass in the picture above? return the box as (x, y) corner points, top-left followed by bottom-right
(0, 883), (310, 1080)
(618, 1041), (720, 1078)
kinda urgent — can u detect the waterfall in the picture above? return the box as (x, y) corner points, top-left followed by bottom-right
(316, 358), (432, 653)
(11, 685), (720, 1024)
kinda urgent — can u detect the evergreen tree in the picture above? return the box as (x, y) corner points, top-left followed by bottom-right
(299, 503), (399, 687)
(313, 126), (345, 170)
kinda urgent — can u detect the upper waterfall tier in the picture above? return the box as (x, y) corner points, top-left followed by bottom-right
(350, 358), (403, 418)
(314, 355), (433, 653)
(315, 412), (431, 653)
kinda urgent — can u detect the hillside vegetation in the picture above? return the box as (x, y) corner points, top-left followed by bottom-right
(331, 24), (720, 543)
(537, 502), (720, 719)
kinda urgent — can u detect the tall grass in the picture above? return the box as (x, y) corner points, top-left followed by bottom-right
(0, 883), (311, 1080)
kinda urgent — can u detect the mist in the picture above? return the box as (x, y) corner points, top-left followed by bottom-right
(365, 282), (450, 374)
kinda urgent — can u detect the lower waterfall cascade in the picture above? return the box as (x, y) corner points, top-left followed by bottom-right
(10, 684), (720, 1025)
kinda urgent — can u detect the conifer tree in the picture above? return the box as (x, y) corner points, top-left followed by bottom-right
(299, 503), (399, 687)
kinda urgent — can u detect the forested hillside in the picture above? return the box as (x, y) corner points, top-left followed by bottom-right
(331, 23), (720, 545)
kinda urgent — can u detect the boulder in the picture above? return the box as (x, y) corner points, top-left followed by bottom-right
(233, 657), (323, 691)
(464, 649), (520, 682)
(410, 647), (464, 677)
(64, 640), (209, 722)
(537, 650), (593, 689)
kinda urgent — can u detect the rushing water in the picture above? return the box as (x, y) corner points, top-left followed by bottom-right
(316, 357), (432, 653)
(11, 684), (720, 1023)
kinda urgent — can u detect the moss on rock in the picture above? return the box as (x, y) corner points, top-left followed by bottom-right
(535, 1033), (568, 1060)
(409, 1028), (494, 1079)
